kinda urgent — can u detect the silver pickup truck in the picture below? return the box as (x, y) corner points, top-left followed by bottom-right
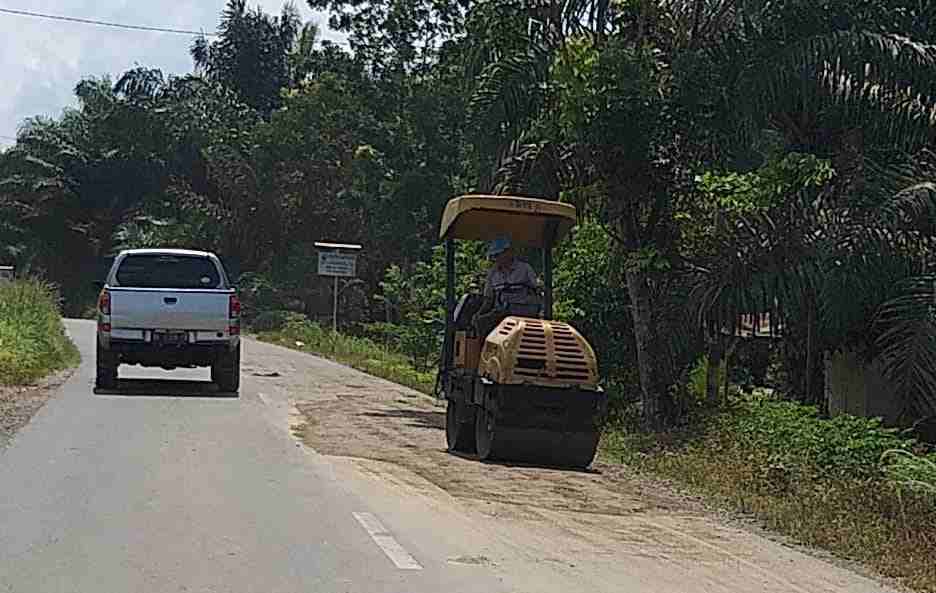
(96, 249), (241, 393)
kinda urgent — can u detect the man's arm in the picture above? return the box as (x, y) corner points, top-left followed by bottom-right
(524, 262), (540, 292)
(477, 269), (495, 316)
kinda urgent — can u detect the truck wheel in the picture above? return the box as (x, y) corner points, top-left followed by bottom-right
(212, 345), (241, 394)
(95, 340), (118, 390)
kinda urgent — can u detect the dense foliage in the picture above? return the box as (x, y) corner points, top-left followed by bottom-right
(4, 0), (936, 427)
(0, 280), (79, 385)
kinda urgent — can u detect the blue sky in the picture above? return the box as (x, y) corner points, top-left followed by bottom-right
(0, 1), (344, 147)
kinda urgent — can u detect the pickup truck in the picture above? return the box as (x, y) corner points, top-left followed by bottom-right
(95, 249), (241, 393)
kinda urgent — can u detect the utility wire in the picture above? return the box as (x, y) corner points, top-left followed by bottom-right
(0, 7), (216, 36)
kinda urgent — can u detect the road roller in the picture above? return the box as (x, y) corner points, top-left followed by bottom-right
(437, 195), (607, 468)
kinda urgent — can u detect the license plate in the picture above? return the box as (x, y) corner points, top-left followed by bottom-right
(154, 331), (187, 344)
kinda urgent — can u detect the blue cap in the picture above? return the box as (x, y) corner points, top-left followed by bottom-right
(487, 236), (512, 257)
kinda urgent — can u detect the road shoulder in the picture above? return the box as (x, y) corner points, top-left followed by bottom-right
(0, 368), (76, 449)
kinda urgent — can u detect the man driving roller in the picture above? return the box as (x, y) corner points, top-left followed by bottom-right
(472, 236), (540, 335)
(483, 236), (539, 304)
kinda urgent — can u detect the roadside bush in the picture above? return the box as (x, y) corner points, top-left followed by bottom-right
(258, 315), (435, 394)
(717, 395), (915, 480)
(881, 449), (936, 496)
(687, 354), (727, 403)
(0, 279), (79, 385)
(604, 393), (936, 592)
(250, 310), (305, 332)
(237, 272), (287, 323)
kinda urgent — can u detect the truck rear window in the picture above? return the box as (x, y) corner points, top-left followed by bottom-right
(115, 255), (222, 289)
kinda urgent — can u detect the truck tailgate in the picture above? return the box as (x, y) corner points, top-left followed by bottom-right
(109, 288), (231, 331)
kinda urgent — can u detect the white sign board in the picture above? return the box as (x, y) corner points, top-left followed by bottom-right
(0, 267), (12, 283)
(318, 252), (357, 278)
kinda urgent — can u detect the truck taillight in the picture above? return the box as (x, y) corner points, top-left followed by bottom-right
(98, 289), (110, 316)
(229, 294), (241, 335)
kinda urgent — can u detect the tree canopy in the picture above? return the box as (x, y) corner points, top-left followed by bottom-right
(4, 0), (936, 423)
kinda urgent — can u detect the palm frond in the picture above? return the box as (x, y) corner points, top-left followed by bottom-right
(737, 31), (936, 149)
(874, 275), (936, 417)
(467, 44), (551, 139)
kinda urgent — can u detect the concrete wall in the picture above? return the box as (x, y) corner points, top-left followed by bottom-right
(825, 349), (903, 424)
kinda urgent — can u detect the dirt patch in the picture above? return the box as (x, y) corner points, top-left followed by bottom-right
(292, 386), (700, 518)
(0, 370), (74, 448)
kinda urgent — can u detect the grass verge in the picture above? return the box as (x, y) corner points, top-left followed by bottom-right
(0, 279), (80, 385)
(603, 395), (936, 593)
(255, 315), (436, 395)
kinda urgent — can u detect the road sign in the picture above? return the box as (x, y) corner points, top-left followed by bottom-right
(0, 266), (13, 283)
(318, 252), (357, 278)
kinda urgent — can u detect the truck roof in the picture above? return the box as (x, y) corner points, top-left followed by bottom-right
(118, 248), (216, 258)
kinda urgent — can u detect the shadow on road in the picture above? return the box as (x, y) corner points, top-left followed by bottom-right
(358, 408), (601, 474)
(445, 448), (602, 474)
(94, 379), (239, 399)
(359, 409), (444, 431)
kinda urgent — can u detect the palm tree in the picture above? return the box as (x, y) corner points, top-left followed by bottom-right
(464, 0), (936, 424)
(682, 1), (936, 416)
(191, 1), (303, 114)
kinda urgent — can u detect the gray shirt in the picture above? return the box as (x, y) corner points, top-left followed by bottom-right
(484, 259), (538, 303)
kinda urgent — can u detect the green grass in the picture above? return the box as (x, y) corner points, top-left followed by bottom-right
(255, 315), (436, 395)
(0, 279), (80, 385)
(603, 394), (936, 593)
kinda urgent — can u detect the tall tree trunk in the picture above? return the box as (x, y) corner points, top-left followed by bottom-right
(706, 332), (723, 404)
(724, 337), (739, 400)
(805, 295), (816, 404)
(626, 265), (659, 427)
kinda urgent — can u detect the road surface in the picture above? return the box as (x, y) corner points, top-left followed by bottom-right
(0, 320), (901, 593)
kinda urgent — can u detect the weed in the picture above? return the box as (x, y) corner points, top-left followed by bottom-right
(0, 279), (80, 385)
(256, 316), (436, 395)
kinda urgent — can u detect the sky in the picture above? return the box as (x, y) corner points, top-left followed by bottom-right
(0, 1), (345, 147)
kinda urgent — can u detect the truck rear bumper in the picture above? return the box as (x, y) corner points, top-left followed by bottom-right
(102, 336), (238, 368)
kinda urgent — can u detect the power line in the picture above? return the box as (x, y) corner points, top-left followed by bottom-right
(0, 7), (216, 37)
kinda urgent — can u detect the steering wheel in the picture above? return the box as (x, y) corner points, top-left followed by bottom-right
(493, 282), (537, 294)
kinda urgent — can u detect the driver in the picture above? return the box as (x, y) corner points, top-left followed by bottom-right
(472, 237), (540, 335)
(482, 236), (539, 306)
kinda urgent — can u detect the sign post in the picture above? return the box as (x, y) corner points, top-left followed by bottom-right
(314, 243), (362, 333)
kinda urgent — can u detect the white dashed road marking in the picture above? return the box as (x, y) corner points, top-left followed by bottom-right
(353, 512), (423, 570)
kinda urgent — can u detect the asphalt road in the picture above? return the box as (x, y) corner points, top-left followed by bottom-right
(0, 321), (510, 593)
(0, 320), (902, 593)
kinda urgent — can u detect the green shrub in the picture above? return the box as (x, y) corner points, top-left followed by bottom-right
(881, 449), (936, 496)
(606, 393), (936, 592)
(258, 316), (436, 394)
(0, 279), (79, 385)
(718, 395), (914, 480)
(250, 310), (304, 332)
(687, 354), (727, 402)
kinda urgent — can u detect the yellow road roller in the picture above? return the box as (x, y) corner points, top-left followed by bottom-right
(437, 195), (607, 468)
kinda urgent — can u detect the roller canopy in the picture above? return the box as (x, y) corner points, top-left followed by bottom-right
(439, 195), (577, 247)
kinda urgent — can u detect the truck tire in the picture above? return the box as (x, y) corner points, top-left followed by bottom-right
(95, 339), (118, 390)
(212, 344), (241, 394)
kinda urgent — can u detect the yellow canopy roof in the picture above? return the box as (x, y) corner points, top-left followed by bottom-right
(439, 195), (577, 247)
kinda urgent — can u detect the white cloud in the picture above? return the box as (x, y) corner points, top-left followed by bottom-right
(0, 1), (344, 147)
